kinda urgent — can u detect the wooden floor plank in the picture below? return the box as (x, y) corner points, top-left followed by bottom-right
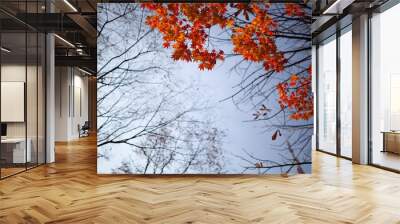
(0, 136), (400, 223)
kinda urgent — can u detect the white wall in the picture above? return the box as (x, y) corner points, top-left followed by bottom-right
(55, 66), (69, 141)
(1, 63), (47, 164)
(1, 64), (43, 138)
(55, 67), (89, 141)
(72, 72), (89, 138)
(1, 64), (26, 138)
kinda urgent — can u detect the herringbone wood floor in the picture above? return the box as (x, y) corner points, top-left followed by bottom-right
(1, 136), (400, 224)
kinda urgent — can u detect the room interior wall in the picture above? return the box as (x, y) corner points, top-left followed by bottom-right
(55, 66), (89, 141)
(72, 71), (89, 137)
(0, 63), (44, 163)
(1, 65), (24, 138)
(55, 66), (69, 141)
(1, 64), (39, 138)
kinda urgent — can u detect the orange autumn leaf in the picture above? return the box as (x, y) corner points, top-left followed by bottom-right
(285, 4), (305, 17)
(142, 3), (288, 72)
(142, 3), (312, 121)
(277, 66), (313, 120)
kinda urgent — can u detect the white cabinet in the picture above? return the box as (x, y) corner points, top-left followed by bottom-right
(1, 138), (32, 163)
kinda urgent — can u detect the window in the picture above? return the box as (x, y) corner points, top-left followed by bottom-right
(339, 28), (352, 158)
(370, 2), (400, 171)
(316, 25), (353, 159)
(317, 36), (337, 154)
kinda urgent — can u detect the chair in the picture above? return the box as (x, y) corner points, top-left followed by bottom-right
(79, 121), (90, 138)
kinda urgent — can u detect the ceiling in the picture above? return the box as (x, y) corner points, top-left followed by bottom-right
(312, 0), (389, 42)
(0, 0), (98, 74)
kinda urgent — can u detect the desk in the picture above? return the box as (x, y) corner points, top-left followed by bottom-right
(1, 138), (31, 163)
(382, 131), (400, 154)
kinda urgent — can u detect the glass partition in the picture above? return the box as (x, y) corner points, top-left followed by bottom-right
(0, 1), (46, 179)
(0, 30), (28, 177)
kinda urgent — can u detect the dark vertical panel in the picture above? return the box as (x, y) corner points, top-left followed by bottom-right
(25, 0), (28, 171)
(59, 68), (62, 117)
(80, 88), (82, 117)
(69, 85), (71, 117)
(336, 27), (341, 157)
(367, 11), (373, 165)
(315, 45), (320, 151)
(44, 0), (47, 164)
(0, 17), (2, 179)
(37, 0), (39, 167)
(72, 68), (75, 118)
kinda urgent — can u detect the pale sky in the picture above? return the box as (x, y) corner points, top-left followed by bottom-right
(97, 3), (312, 174)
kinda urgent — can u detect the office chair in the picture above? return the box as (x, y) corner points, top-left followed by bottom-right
(79, 121), (90, 138)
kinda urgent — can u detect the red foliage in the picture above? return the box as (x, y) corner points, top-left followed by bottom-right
(231, 4), (286, 72)
(142, 3), (312, 120)
(142, 3), (290, 72)
(285, 4), (305, 17)
(143, 3), (227, 70)
(277, 66), (313, 120)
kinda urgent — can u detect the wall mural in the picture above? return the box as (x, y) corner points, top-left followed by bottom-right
(97, 3), (312, 174)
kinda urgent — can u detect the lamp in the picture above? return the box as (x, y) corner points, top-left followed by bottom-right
(322, 0), (355, 15)
(63, 0), (78, 12)
(54, 34), (75, 48)
(78, 67), (93, 76)
(1, 47), (11, 53)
